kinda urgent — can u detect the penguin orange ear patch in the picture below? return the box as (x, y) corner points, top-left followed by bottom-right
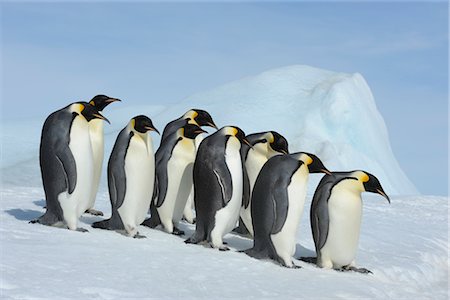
(268, 132), (275, 144)
(360, 172), (369, 183)
(77, 103), (85, 113)
(131, 118), (136, 129)
(89, 100), (95, 106)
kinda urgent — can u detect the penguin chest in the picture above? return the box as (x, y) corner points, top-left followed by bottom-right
(88, 120), (104, 206)
(271, 166), (308, 258)
(245, 149), (268, 192)
(320, 189), (362, 268)
(118, 135), (155, 227)
(89, 119), (104, 165)
(59, 117), (94, 219)
(158, 140), (196, 223)
(213, 138), (243, 234)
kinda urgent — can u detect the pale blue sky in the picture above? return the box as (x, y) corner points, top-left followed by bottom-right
(1, 2), (448, 195)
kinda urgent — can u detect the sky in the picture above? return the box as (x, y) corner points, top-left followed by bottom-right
(0, 2), (448, 195)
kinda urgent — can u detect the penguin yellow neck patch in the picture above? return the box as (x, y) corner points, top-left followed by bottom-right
(130, 118), (136, 130)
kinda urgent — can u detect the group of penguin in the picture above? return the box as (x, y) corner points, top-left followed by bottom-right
(33, 94), (390, 274)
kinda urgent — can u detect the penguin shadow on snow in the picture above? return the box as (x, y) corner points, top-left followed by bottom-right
(6, 208), (42, 222)
(33, 199), (46, 208)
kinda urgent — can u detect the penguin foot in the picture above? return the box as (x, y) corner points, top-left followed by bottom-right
(184, 237), (199, 244)
(85, 208), (104, 216)
(182, 217), (196, 224)
(141, 218), (159, 228)
(209, 243), (230, 251)
(172, 227), (185, 236)
(76, 227), (89, 233)
(298, 256), (317, 264)
(29, 219), (38, 224)
(340, 266), (372, 274)
(133, 233), (147, 239)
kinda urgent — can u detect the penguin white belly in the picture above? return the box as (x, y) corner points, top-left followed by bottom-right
(320, 189), (362, 268)
(241, 149), (267, 236)
(58, 117), (94, 230)
(88, 120), (104, 209)
(158, 142), (195, 230)
(118, 135), (155, 233)
(270, 166), (308, 266)
(211, 138), (243, 246)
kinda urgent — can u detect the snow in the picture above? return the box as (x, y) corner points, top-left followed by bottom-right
(1, 65), (447, 298)
(1, 188), (448, 298)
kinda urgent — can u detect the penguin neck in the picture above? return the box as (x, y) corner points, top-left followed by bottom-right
(334, 179), (365, 198)
(89, 119), (104, 135)
(128, 122), (153, 154)
(226, 136), (242, 153)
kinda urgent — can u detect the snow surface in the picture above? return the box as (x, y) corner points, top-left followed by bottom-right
(1, 65), (447, 298)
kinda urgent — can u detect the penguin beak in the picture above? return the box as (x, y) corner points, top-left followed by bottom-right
(280, 149), (288, 155)
(207, 121), (218, 130)
(195, 128), (208, 135)
(321, 169), (332, 175)
(145, 126), (160, 135)
(106, 98), (121, 103)
(377, 189), (391, 204)
(243, 138), (253, 149)
(93, 113), (110, 124)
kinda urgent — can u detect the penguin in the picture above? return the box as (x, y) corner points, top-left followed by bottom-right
(31, 102), (109, 231)
(160, 109), (217, 142)
(142, 124), (207, 235)
(235, 131), (289, 237)
(244, 152), (330, 268)
(299, 171), (390, 274)
(91, 116), (159, 238)
(160, 109), (218, 223)
(185, 126), (250, 251)
(86, 94), (121, 216)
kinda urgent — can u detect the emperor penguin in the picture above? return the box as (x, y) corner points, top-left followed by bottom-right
(185, 126), (251, 251)
(31, 102), (109, 231)
(244, 152), (330, 268)
(160, 109), (218, 223)
(86, 94), (121, 216)
(300, 171), (390, 274)
(91, 115), (159, 238)
(160, 109), (217, 142)
(142, 124), (207, 235)
(235, 131), (289, 237)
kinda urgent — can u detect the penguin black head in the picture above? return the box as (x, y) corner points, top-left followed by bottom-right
(188, 109), (218, 129)
(132, 115), (160, 134)
(89, 94), (121, 111)
(182, 124), (207, 139)
(361, 172), (390, 203)
(296, 152), (331, 175)
(73, 102), (110, 123)
(269, 131), (289, 154)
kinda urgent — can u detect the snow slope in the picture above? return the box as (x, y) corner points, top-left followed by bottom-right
(1, 65), (446, 299)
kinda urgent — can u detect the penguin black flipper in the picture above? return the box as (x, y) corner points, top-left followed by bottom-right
(154, 133), (182, 208)
(212, 156), (233, 207)
(54, 140), (77, 194)
(311, 172), (351, 252)
(92, 129), (131, 230)
(270, 177), (290, 235)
